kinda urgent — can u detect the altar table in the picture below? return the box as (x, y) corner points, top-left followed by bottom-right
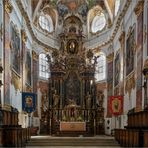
(60, 122), (86, 131)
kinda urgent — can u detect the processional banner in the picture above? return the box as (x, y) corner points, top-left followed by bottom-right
(109, 96), (123, 116)
(22, 92), (36, 113)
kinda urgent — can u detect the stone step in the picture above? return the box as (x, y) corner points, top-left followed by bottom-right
(26, 136), (119, 147)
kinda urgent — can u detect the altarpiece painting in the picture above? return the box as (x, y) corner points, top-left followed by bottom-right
(126, 25), (135, 76)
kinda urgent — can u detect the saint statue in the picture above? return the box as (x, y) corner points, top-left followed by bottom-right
(86, 92), (91, 109)
(97, 91), (104, 106)
(53, 90), (59, 108)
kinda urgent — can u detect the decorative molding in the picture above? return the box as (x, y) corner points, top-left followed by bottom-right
(26, 85), (32, 92)
(107, 52), (114, 62)
(144, 24), (147, 43)
(119, 31), (125, 46)
(143, 59), (148, 70)
(11, 70), (21, 91)
(134, 0), (144, 17)
(125, 72), (135, 97)
(32, 50), (39, 61)
(127, 26), (132, 38)
(5, 0), (13, 13)
(21, 29), (27, 43)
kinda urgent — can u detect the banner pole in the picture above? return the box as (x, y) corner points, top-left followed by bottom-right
(28, 113), (31, 127)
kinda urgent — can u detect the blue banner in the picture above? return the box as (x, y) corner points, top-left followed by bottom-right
(22, 92), (36, 113)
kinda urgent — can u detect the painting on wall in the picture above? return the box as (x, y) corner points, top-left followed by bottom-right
(10, 23), (21, 75)
(114, 52), (120, 86)
(26, 51), (31, 86)
(126, 25), (135, 76)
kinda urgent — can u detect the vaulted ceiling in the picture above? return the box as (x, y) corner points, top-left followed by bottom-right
(31, 0), (119, 38)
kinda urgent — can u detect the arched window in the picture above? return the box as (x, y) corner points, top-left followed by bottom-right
(95, 53), (106, 82)
(39, 53), (50, 79)
(91, 13), (106, 33)
(115, 0), (120, 16)
(39, 15), (53, 32)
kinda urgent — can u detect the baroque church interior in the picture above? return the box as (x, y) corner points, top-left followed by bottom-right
(0, 0), (148, 147)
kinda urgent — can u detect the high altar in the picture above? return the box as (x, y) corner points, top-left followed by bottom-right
(47, 16), (104, 136)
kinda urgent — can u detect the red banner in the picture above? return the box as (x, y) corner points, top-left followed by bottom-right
(109, 96), (123, 116)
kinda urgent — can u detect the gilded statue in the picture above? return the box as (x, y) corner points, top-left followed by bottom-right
(97, 91), (104, 106)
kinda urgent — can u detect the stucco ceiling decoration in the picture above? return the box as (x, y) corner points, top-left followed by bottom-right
(57, 0), (88, 23)
(107, 0), (115, 14)
(32, 0), (117, 27)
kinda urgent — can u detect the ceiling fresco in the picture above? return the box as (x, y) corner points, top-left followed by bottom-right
(32, 0), (120, 38)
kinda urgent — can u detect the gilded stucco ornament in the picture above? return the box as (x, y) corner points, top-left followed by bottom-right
(119, 32), (125, 47)
(125, 73), (135, 97)
(143, 59), (148, 78)
(107, 52), (114, 62)
(21, 29), (27, 43)
(26, 85), (32, 92)
(5, 0), (13, 13)
(134, 0), (144, 17)
(11, 71), (21, 91)
(32, 50), (39, 61)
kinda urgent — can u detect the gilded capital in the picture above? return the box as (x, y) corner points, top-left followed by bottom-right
(5, 0), (13, 13)
(11, 71), (21, 91)
(134, 0), (144, 16)
(107, 52), (114, 62)
(26, 85), (32, 92)
(32, 50), (39, 61)
(143, 59), (148, 70)
(119, 31), (125, 45)
(125, 72), (135, 97)
(21, 29), (27, 43)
